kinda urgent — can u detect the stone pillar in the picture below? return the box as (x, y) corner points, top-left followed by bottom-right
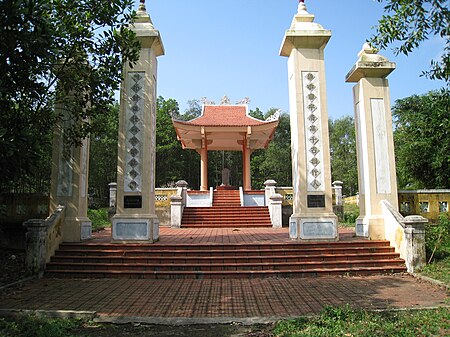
(112, 2), (164, 242)
(280, 1), (337, 241)
(221, 168), (231, 186)
(332, 180), (344, 221)
(49, 109), (91, 242)
(200, 145), (208, 191)
(170, 180), (188, 228)
(345, 43), (398, 239)
(109, 182), (117, 208)
(403, 215), (428, 273)
(23, 219), (47, 277)
(269, 194), (284, 229)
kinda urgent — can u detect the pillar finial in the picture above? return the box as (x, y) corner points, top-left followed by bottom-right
(297, 0), (308, 14)
(138, 0), (146, 11)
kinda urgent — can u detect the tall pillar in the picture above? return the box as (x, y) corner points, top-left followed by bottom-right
(243, 135), (252, 191)
(112, 1), (164, 242)
(280, 1), (338, 241)
(50, 108), (91, 242)
(200, 146), (208, 191)
(345, 43), (398, 239)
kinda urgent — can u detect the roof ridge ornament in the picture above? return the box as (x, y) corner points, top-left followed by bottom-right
(139, 0), (146, 11)
(298, 0), (308, 14)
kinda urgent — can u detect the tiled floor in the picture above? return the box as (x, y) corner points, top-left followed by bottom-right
(89, 227), (357, 245)
(0, 275), (447, 318)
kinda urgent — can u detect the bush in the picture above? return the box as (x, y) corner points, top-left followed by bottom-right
(87, 208), (111, 232)
(425, 214), (450, 263)
(341, 203), (359, 226)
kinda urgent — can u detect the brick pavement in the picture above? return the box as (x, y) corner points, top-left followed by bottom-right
(0, 275), (447, 319)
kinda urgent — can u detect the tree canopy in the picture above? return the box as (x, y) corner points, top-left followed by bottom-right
(370, 0), (449, 82)
(0, 0), (140, 185)
(393, 89), (450, 189)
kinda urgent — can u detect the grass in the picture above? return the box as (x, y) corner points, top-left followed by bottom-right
(87, 208), (111, 232)
(272, 306), (450, 337)
(0, 316), (82, 337)
(421, 215), (450, 286)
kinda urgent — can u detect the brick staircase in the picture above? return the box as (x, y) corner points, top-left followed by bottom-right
(45, 240), (406, 279)
(181, 189), (272, 228)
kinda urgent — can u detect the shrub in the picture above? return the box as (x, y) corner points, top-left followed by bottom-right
(87, 208), (111, 232)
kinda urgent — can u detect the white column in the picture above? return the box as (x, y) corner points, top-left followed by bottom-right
(280, 1), (337, 241)
(112, 3), (164, 243)
(346, 43), (398, 239)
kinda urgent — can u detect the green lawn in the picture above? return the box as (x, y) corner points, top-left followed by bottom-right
(273, 306), (450, 337)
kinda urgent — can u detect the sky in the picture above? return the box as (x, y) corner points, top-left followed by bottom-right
(144, 0), (445, 120)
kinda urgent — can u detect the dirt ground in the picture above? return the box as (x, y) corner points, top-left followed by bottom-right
(0, 249), (26, 287)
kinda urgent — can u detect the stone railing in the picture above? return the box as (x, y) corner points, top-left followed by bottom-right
(381, 200), (427, 273)
(23, 205), (65, 277)
(264, 180), (283, 228)
(275, 187), (294, 206)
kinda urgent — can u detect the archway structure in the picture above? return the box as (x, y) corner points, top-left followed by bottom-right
(173, 105), (279, 191)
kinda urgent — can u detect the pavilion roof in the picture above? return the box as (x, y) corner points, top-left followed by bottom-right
(172, 104), (279, 151)
(174, 105), (275, 127)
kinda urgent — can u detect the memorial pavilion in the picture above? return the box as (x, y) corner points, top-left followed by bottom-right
(172, 104), (279, 191)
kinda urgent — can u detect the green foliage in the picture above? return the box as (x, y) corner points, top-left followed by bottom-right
(342, 203), (360, 227)
(88, 103), (119, 204)
(88, 208), (111, 232)
(273, 306), (450, 337)
(0, 0), (140, 186)
(251, 110), (292, 188)
(425, 214), (450, 261)
(329, 116), (358, 196)
(370, 0), (449, 83)
(393, 90), (450, 189)
(0, 315), (81, 337)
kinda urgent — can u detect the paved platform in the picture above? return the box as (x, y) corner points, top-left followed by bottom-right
(88, 227), (358, 244)
(0, 275), (447, 321)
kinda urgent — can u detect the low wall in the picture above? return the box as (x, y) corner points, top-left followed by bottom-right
(398, 190), (450, 222)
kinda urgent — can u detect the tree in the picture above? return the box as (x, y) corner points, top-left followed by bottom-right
(251, 109), (292, 188)
(329, 116), (358, 196)
(393, 90), (450, 189)
(88, 103), (119, 205)
(370, 0), (449, 82)
(0, 0), (140, 186)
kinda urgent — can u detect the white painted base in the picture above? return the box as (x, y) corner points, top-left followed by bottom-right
(81, 220), (92, 240)
(112, 215), (159, 243)
(356, 217), (369, 237)
(289, 215), (338, 241)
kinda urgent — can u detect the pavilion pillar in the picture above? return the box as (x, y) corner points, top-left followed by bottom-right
(243, 145), (252, 191)
(280, 1), (338, 241)
(200, 146), (208, 191)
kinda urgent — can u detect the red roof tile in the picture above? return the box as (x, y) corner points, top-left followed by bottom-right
(182, 105), (269, 127)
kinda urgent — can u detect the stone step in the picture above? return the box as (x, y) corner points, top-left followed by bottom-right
(45, 265), (407, 279)
(58, 240), (392, 251)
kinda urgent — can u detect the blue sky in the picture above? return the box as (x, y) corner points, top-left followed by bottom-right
(145, 0), (445, 120)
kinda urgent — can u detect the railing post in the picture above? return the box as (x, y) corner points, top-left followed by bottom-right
(170, 180), (188, 228)
(402, 215), (428, 273)
(269, 194), (284, 228)
(264, 180), (277, 206)
(23, 219), (48, 277)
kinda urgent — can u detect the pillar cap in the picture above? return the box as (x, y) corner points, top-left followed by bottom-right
(175, 180), (189, 188)
(345, 43), (396, 82)
(280, 1), (331, 56)
(264, 179), (277, 187)
(131, 1), (165, 55)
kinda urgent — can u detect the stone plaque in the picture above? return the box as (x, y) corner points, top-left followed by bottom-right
(124, 196), (142, 209)
(307, 195), (325, 208)
(301, 220), (336, 239)
(115, 222), (148, 240)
